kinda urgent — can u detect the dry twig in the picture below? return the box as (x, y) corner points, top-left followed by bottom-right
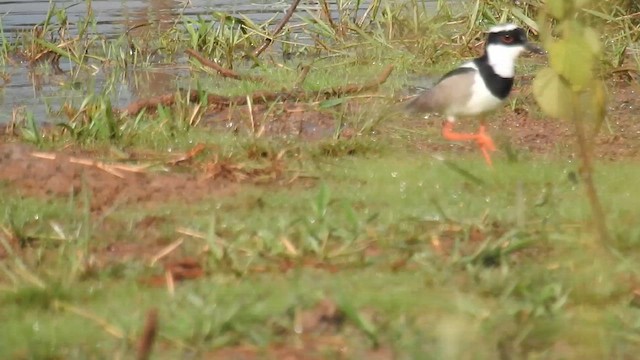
(149, 238), (184, 266)
(136, 309), (159, 360)
(294, 64), (311, 89)
(121, 64), (394, 116)
(185, 48), (262, 81)
(167, 143), (206, 166)
(253, 0), (302, 57)
(30, 152), (149, 179)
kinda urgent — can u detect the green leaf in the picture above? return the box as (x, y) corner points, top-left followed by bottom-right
(548, 37), (594, 90)
(581, 8), (616, 22)
(319, 97), (348, 109)
(510, 7), (539, 33)
(315, 183), (330, 218)
(33, 38), (82, 65)
(533, 67), (573, 119)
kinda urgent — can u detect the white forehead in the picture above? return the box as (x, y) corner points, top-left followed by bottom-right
(488, 23), (519, 33)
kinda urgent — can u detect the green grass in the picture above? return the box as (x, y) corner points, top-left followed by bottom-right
(2, 148), (640, 358)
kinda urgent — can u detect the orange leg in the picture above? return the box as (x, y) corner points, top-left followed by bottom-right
(441, 121), (496, 166)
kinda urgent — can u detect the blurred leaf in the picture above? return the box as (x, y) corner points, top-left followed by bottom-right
(574, 0), (593, 8)
(547, 0), (572, 20)
(533, 68), (572, 119)
(583, 27), (602, 56)
(548, 37), (594, 90)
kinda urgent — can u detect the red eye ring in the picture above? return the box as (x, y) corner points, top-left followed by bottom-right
(502, 35), (514, 44)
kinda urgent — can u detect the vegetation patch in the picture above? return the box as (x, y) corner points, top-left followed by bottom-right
(1, 0), (640, 358)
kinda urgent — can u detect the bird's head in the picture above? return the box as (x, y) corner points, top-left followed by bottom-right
(483, 24), (543, 77)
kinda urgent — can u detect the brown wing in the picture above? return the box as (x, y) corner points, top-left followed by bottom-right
(405, 67), (476, 114)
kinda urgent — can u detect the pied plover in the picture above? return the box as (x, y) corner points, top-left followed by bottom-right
(405, 24), (543, 165)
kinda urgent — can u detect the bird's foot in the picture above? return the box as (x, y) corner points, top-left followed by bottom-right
(474, 126), (496, 166)
(441, 122), (477, 141)
(441, 122), (496, 166)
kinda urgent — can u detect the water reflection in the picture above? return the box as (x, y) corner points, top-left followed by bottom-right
(125, 67), (186, 100)
(0, 1), (311, 39)
(0, 0), (398, 124)
(123, 0), (181, 37)
(0, 0), (187, 123)
(122, 0), (184, 101)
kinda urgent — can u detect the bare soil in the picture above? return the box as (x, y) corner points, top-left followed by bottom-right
(406, 82), (640, 161)
(0, 143), (239, 212)
(203, 102), (338, 140)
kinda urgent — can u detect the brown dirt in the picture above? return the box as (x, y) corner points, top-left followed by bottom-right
(205, 337), (393, 360)
(501, 82), (640, 160)
(0, 142), (239, 212)
(203, 102), (338, 141)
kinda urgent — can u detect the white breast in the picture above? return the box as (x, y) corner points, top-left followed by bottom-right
(447, 66), (505, 118)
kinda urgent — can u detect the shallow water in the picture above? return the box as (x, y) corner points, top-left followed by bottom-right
(1, 1), (300, 39)
(0, 0), (440, 125)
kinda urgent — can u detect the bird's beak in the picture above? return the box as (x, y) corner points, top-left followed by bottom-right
(525, 42), (545, 55)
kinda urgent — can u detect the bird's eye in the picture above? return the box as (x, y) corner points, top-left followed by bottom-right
(502, 34), (514, 44)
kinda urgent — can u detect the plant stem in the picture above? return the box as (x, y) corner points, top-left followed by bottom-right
(571, 93), (610, 246)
